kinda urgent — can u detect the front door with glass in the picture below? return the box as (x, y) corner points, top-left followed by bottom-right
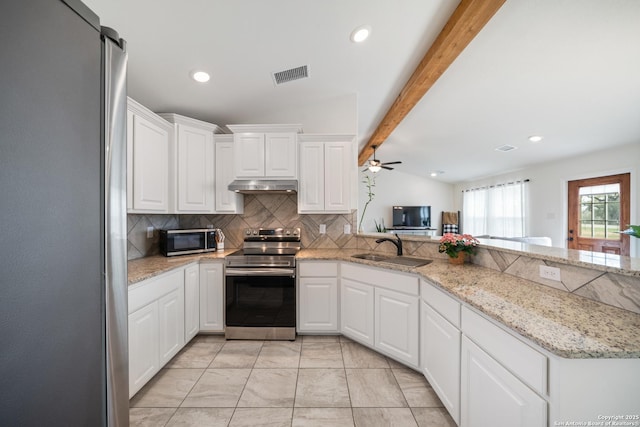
(567, 173), (630, 255)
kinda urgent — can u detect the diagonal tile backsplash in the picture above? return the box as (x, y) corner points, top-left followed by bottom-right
(180, 195), (358, 250)
(127, 194), (357, 259)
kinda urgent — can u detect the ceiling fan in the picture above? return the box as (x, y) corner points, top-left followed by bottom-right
(363, 144), (402, 173)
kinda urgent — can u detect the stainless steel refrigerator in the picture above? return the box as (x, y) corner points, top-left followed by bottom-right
(0, 0), (129, 425)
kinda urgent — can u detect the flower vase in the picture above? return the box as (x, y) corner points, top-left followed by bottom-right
(449, 252), (465, 265)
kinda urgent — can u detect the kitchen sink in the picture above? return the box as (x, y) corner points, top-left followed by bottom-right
(384, 256), (432, 267)
(351, 253), (392, 262)
(351, 253), (432, 267)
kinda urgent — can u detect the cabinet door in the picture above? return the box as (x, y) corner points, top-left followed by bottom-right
(130, 113), (170, 211)
(184, 264), (200, 342)
(128, 302), (159, 397)
(421, 301), (461, 424)
(265, 133), (296, 178)
(298, 142), (325, 212)
(324, 141), (350, 212)
(215, 141), (243, 213)
(340, 278), (374, 346)
(176, 124), (214, 212)
(374, 287), (419, 367)
(461, 336), (547, 427)
(298, 277), (338, 332)
(234, 133), (265, 177)
(158, 286), (185, 365)
(199, 263), (224, 332)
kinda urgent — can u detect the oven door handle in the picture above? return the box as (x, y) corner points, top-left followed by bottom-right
(225, 268), (296, 278)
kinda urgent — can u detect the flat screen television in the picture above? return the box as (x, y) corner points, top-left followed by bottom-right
(392, 206), (431, 228)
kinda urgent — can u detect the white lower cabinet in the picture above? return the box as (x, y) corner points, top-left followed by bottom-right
(128, 268), (184, 397)
(461, 336), (546, 427)
(128, 302), (159, 397)
(199, 262), (224, 332)
(184, 264), (200, 342)
(374, 287), (419, 367)
(298, 261), (339, 333)
(340, 278), (374, 346)
(158, 286), (185, 365)
(421, 301), (460, 424)
(340, 262), (419, 365)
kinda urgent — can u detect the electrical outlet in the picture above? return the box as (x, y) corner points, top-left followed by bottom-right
(147, 226), (154, 238)
(319, 224), (326, 234)
(343, 224), (351, 234)
(539, 265), (561, 282)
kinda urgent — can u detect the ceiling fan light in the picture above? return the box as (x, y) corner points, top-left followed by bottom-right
(368, 165), (382, 173)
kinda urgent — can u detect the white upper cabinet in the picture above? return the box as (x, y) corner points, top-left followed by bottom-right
(265, 133), (297, 177)
(214, 135), (244, 214)
(227, 124), (301, 179)
(233, 133), (265, 177)
(127, 98), (172, 213)
(298, 135), (354, 213)
(159, 113), (220, 213)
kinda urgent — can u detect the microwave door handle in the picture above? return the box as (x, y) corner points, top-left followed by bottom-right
(225, 268), (295, 278)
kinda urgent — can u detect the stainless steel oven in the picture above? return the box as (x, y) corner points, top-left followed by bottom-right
(224, 228), (300, 340)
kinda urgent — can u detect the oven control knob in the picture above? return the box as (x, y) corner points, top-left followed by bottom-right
(293, 230), (299, 235)
(245, 230), (251, 235)
(252, 230), (258, 235)
(285, 230), (291, 235)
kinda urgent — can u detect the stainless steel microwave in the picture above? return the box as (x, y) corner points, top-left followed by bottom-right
(159, 229), (217, 256)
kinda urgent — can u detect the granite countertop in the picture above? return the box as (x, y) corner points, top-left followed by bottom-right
(297, 248), (640, 359)
(128, 249), (237, 285)
(128, 248), (640, 359)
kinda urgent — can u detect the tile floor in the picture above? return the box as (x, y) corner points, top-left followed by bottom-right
(130, 335), (457, 427)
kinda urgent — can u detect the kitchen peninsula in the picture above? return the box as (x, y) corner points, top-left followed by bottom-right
(128, 234), (640, 426)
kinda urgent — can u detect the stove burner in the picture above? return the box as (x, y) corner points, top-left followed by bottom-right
(225, 228), (301, 267)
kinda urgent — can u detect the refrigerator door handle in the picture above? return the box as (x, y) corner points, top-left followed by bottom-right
(102, 30), (129, 427)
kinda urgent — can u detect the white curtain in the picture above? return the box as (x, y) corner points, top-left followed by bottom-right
(463, 180), (527, 237)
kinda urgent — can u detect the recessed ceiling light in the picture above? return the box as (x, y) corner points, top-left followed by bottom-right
(528, 135), (544, 143)
(350, 25), (371, 43)
(430, 171), (445, 177)
(191, 70), (210, 83)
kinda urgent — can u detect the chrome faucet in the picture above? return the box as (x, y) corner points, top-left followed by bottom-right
(375, 235), (403, 256)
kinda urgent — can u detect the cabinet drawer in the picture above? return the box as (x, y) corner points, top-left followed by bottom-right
(421, 280), (460, 328)
(462, 307), (547, 395)
(342, 262), (419, 296)
(299, 261), (338, 277)
(129, 269), (185, 314)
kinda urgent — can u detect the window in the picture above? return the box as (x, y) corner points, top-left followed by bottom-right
(578, 184), (620, 240)
(462, 180), (528, 237)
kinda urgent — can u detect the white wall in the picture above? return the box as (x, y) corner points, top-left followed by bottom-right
(241, 93), (358, 134)
(453, 142), (640, 256)
(358, 170), (455, 232)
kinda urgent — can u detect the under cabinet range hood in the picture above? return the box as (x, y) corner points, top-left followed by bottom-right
(228, 179), (298, 194)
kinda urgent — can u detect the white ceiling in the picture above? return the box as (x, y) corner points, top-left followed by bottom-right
(85, 0), (640, 183)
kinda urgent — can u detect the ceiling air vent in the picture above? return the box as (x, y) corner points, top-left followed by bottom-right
(495, 144), (518, 152)
(272, 65), (309, 86)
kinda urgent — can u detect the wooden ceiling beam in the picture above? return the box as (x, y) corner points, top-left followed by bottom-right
(358, 0), (507, 166)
